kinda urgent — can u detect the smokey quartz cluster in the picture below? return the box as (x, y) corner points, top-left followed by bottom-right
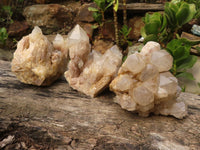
(11, 26), (68, 86)
(65, 25), (122, 97)
(110, 41), (187, 119)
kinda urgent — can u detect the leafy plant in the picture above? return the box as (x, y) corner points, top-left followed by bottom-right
(166, 39), (197, 80)
(0, 27), (8, 46)
(182, 0), (200, 18)
(141, 12), (167, 46)
(88, 0), (113, 38)
(0, 5), (13, 25)
(141, 0), (197, 47)
(119, 25), (132, 48)
(165, 0), (196, 33)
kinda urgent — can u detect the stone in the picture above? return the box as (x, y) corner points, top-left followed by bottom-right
(92, 40), (114, 54)
(77, 3), (96, 22)
(23, 4), (75, 34)
(128, 16), (145, 40)
(8, 21), (29, 37)
(110, 41), (187, 119)
(11, 26), (68, 86)
(191, 24), (200, 36)
(65, 25), (122, 97)
(102, 21), (116, 40)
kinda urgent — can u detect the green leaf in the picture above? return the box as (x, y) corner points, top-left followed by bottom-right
(176, 2), (196, 26)
(198, 82), (200, 88)
(164, 4), (177, 27)
(186, 3), (197, 23)
(177, 55), (197, 70)
(0, 27), (8, 44)
(143, 34), (158, 44)
(176, 4), (190, 26)
(94, 0), (105, 8)
(178, 38), (200, 46)
(92, 12), (102, 24)
(91, 24), (99, 29)
(144, 21), (161, 35)
(181, 86), (186, 92)
(88, 7), (99, 12)
(144, 13), (150, 23)
(166, 39), (182, 53)
(122, 55), (127, 63)
(174, 46), (190, 62)
(160, 14), (167, 32)
(105, 1), (114, 10)
(114, 0), (119, 12)
(176, 72), (195, 80)
(140, 27), (147, 38)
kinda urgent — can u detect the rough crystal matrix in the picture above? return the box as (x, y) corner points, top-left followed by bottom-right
(110, 41), (187, 119)
(65, 25), (122, 97)
(11, 26), (68, 86)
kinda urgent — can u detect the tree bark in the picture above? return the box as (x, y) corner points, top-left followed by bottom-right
(0, 60), (200, 149)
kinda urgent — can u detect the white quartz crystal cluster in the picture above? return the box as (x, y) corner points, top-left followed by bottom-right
(110, 41), (187, 119)
(64, 25), (123, 97)
(11, 25), (187, 119)
(11, 26), (68, 86)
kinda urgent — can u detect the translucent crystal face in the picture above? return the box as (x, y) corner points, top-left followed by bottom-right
(67, 24), (89, 43)
(65, 25), (123, 98)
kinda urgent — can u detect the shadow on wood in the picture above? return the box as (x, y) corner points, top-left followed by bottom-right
(0, 60), (199, 149)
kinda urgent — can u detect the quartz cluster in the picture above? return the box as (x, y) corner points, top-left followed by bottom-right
(110, 41), (187, 119)
(11, 26), (68, 86)
(64, 25), (123, 97)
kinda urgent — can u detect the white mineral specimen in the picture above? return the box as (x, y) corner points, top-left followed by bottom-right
(110, 41), (187, 119)
(11, 26), (68, 86)
(65, 25), (122, 97)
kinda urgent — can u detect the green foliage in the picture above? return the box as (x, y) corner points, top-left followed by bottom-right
(88, 0), (113, 23)
(0, 27), (8, 46)
(113, 0), (119, 12)
(119, 25), (132, 47)
(141, 12), (168, 45)
(88, 0), (114, 38)
(165, 0), (196, 28)
(141, 0), (199, 82)
(0, 5), (13, 25)
(166, 39), (197, 80)
(182, 0), (200, 18)
(141, 0), (197, 46)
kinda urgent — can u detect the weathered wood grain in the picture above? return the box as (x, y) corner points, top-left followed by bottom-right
(118, 3), (164, 11)
(0, 60), (200, 149)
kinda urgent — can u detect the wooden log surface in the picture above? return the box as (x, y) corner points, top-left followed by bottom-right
(0, 60), (200, 149)
(118, 3), (164, 11)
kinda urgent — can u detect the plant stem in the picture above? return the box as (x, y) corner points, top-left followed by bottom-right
(123, 0), (127, 26)
(113, 0), (119, 46)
